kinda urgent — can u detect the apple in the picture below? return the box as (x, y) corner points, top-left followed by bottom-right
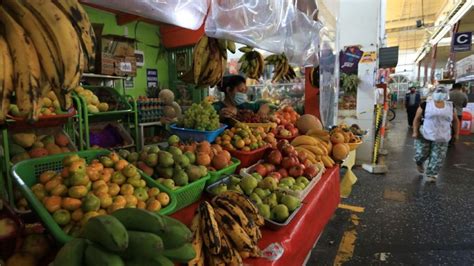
(254, 164), (268, 177)
(281, 157), (298, 169)
(289, 165), (305, 177)
(304, 165), (319, 178)
(289, 128), (299, 136)
(297, 152), (307, 163)
(281, 144), (296, 156)
(268, 150), (283, 165)
(278, 168), (289, 178)
(263, 163), (276, 174)
(268, 172), (282, 181)
(277, 140), (290, 151)
(303, 159), (313, 168)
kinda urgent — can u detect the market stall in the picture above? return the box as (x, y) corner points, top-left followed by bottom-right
(0, 0), (362, 265)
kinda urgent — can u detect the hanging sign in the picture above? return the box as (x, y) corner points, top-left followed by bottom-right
(452, 32), (472, 52)
(339, 46), (363, 74)
(147, 69), (158, 88)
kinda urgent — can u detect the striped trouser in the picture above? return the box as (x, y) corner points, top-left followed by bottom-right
(414, 138), (449, 177)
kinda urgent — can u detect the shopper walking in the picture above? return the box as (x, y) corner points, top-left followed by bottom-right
(405, 87), (421, 127)
(449, 83), (468, 144)
(412, 86), (460, 182)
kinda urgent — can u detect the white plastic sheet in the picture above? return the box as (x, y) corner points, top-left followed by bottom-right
(205, 0), (322, 66)
(82, 0), (209, 30)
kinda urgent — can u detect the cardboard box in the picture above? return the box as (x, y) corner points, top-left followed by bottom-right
(93, 29), (137, 76)
(114, 56), (137, 77)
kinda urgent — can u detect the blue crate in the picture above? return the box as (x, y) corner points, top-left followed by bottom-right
(169, 124), (227, 143)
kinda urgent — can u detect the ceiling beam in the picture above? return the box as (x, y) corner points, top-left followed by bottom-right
(385, 13), (437, 24)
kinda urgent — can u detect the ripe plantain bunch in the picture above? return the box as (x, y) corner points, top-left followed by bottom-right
(238, 46), (264, 80)
(0, 0), (96, 122)
(265, 54), (297, 83)
(181, 35), (236, 88)
(188, 191), (264, 266)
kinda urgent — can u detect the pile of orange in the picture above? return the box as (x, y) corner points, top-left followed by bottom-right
(215, 123), (276, 151)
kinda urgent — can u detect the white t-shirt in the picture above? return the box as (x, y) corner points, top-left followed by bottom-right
(421, 100), (453, 143)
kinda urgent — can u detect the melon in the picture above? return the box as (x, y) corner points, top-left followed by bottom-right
(159, 89), (175, 105)
(163, 106), (176, 118)
(296, 114), (323, 134)
(332, 143), (349, 161)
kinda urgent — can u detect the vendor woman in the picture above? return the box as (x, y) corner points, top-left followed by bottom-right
(213, 75), (271, 120)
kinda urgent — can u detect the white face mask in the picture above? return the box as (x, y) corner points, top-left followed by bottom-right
(234, 92), (248, 105)
(432, 92), (447, 101)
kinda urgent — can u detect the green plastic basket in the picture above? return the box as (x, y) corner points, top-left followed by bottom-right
(156, 174), (210, 212)
(207, 158), (241, 186)
(11, 150), (177, 244)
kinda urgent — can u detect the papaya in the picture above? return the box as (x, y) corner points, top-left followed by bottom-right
(12, 132), (36, 148)
(29, 147), (49, 158)
(55, 133), (70, 147)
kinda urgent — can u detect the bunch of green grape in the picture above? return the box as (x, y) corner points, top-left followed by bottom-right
(177, 101), (220, 131)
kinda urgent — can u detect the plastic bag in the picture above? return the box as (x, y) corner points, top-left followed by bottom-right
(205, 0), (321, 66)
(319, 29), (338, 127)
(82, 0), (209, 30)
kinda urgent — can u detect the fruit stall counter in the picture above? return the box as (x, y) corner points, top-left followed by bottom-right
(171, 166), (340, 265)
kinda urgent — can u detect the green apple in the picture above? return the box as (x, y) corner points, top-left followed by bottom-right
(271, 204), (290, 222)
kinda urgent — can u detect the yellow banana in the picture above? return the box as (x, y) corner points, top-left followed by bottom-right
(291, 135), (320, 147)
(0, 7), (41, 120)
(306, 128), (330, 137)
(53, 0), (97, 72)
(321, 156), (334, 168)
(188, 212), (204, 266)
(0, 36), (14, 123)
(24, 0), (82, 98)
(3, 0), (62, 92)
(215, 191), (264, 226)
(217, 39), (228, 59)
(193, 35), (209, 84)
(299, 144), (326, 156)
(214, 208), (255, 252)
(199, 201), (221, 255)
(226, 41), (236, 53)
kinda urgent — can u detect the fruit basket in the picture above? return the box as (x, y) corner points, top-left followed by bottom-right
(225, 145), (270, 170)
(7, 108), (77, 130)
(169, 124), (227, 143)
(11, 150), (177, 244)
(241, 160), (325, 200)
(207, 158), (241, 186)
(347, 140), (363, 151)
(206, 176), (304, 230)
(157, 174), (210, 212)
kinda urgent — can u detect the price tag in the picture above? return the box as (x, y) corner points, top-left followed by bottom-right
(119, 62), (132, 72)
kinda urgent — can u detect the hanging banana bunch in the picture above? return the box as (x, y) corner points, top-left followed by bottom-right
(0, 0), (96, 122)
(309, 66), (320, 87)
(181, 35), (235, 88)
(238, 46), (264, 80)
(265, 53), (297, 83)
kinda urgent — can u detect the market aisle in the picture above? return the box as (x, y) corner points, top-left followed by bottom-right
(308, 110), (474, 265)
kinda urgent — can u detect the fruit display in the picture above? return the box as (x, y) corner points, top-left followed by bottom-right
(291, 133), (335, 168)
(180, 35), (235, 88)
(264, 54), (297, 82)
(209, 174), (304, 225)
(0, 0), (95, 122)
(273, 123), (299, 139)
(272, 106), (300, 127)
(10, 131), (74, 164)
(177, 100), (220, 131)
(175, 140), (234, 172)
(216, 123), (275, 151)
(9, 91), (63, 118)
(121, 136), (209, 190)
(30, 152), (171, 236)
(53, 209), (195, 265)
(238, 46), (265, 80)
(348, 123), (366, 136)
(188, 192), (264, 265)
(74, 86), (109, 113)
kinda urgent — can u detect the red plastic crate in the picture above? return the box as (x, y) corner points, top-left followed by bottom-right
(225, 145), (269, 170)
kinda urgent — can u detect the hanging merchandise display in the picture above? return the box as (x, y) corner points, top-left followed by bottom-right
(205, 0), (322, 66)
(81, 0), (209, 30)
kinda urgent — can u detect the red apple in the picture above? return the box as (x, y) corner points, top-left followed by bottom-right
(281, 144), (296, 156)
(303, 158), (313, 168)
(304, 165), (319, 178)
(286, 124), (295, 130)
(289, 128), (299, 136)
(289, 165), (305, 177)
(263, 163), (276, 173)
(278, 168), (289, 178)
(281, 157), (297, 169)
(254, 164), (267, 177)
(277, 139), (290, 151)
(297, 152), (307, 163)
(268, 172), (282, 181)
(268, 150), (283, 165)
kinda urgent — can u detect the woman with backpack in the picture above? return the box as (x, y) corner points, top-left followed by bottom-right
(412, 86), (460, 182)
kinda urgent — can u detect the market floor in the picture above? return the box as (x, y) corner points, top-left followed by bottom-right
(308, 110), (474, 265)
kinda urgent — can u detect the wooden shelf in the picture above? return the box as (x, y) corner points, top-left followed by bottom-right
(82, 73), (127, 79)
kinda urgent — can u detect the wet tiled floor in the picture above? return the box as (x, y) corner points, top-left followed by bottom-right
(308, 110), (474, 265)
